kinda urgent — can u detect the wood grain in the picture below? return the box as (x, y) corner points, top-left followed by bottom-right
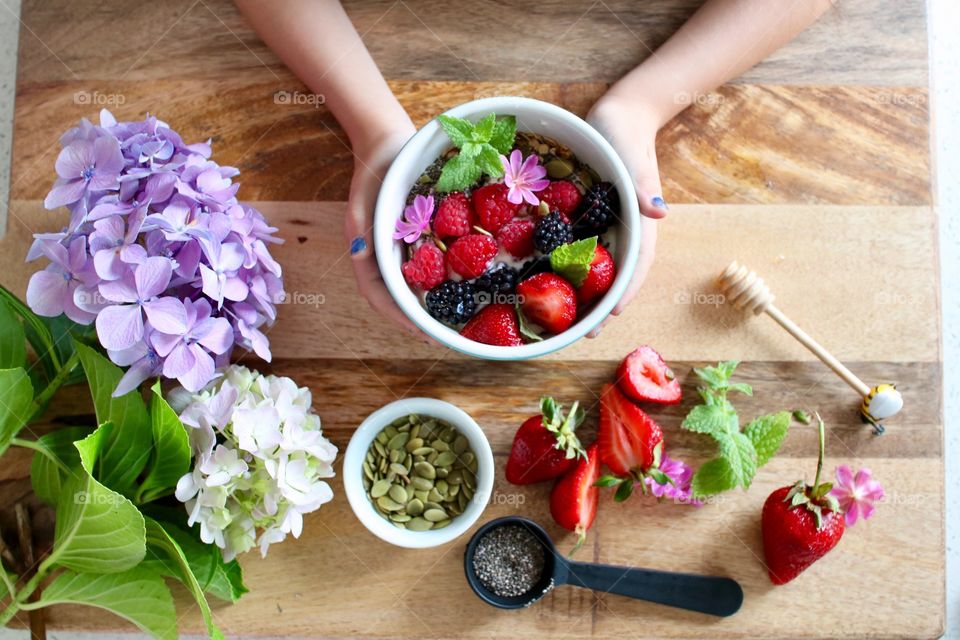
(15, 0), (928, 86)
(9, 82), (930, 205)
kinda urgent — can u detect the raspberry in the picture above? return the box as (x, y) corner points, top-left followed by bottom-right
(534, 212), (574, 254)
(446, 234), (498, 279)
(472, 183), (520, 233)
(433, 192), (475, 239)
(539, 181), (582, 217)
(496, 218), (536, 259)
(401, 243), (445, 290)
(426, 280), (477, 325)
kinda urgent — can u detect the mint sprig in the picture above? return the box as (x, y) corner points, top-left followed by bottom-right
(436, 113), (516, 192)
(550, 236), (597, 287)
(683, 361), (795, 499)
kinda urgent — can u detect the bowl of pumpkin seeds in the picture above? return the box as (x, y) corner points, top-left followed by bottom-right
(343, 398), (494, 548)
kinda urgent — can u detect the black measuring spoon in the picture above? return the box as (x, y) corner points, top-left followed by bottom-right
(464, 516), (743, 617)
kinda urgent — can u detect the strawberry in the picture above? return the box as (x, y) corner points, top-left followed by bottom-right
(539, 180), (582, 218)
(446, 234), (497, 279)
(496, 218), (536, 259)
(460, 303), (523, 346)
(506, 397), (586, 485)
(576, 244), (616, 305)
(516, 273), (578, 334)
(761, 416), (845, 584)
(433, 192), (475, 239)
(473, 183), (520, 233)
(616, 345), (682, 405)
(550, 443), (600, 553)
(401, 243), (445, 290)
(597, 383), (664, 478)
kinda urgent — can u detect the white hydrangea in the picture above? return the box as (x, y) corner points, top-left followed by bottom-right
(172, 364), (337, 560)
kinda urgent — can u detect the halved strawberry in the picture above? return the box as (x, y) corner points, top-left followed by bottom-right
(550, 443), (599, 554)
(597, 383), (664, 477)
(516, 273), (577, 334)
(576, 244), (616, 305)
(616, 345), (682, 405)
(460, 303), (523, 346)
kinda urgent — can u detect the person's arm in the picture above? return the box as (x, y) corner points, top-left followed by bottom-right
(235, 0), (420, 335)
(588, 0), (832, 334)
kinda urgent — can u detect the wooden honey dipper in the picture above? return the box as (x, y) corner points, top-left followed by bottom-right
(717, 261), (902, 434)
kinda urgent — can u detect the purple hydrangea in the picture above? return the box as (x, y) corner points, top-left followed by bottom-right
(28, 109), (284, 396)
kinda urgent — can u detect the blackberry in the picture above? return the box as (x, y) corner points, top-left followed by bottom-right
(533, 212), (574, 254)
(426, 280), (477, 325)
(577, 181), (619, 233)
(474, 266), (518, 294)
(518, 256), (552, 281)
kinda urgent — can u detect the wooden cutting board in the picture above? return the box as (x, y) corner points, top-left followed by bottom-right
(1, 0), (943, 638)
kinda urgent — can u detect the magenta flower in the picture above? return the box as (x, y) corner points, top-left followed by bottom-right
(500, 150), (549, 206)
(644, 454), (701, 506)
(393, 195), (434, 243)
(96, 257), (188, 351)
(829, 465), (884, 527)
(25, 236), (99, 324)
(44, 136), (124, 209)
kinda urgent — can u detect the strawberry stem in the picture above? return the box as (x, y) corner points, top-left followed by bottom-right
(813, 412), (825, 490)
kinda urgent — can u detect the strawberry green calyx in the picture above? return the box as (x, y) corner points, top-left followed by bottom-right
(595, 442), (667, 502)
(783, 414), (840, 529)
(540, 396), (586, 460)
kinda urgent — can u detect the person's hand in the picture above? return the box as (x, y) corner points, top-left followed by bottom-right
(344, 122), (423, 338)
(584, 94), (668, 337)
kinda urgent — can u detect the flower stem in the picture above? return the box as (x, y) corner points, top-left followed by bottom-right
(32, 351), (80, 415)
(0, 561), (50, 626)
(813, 412), (825, 489)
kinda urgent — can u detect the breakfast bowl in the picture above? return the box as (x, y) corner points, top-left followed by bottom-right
(343, 398), (494, 548)
(374, 96), (642, 359)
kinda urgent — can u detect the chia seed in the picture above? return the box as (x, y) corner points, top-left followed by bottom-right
(472, 525), (545, 598)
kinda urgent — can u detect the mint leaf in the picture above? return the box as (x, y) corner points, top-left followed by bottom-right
(516, 305), (543, 343)
(477, 144), (504, 178)
(744, 411), (792, 467)
(0, 367), (33, 456)
(681, 403), (733, 436)
(460, 141), (482, 159)
(694, 360), (740, 389)
(437, 114), (474, 147)
(0, 297), (25, 369)
(473, 113), (496, 142)
(35, 568), (177, 640)
(136, 382), (191, 504)
(728, 382), (753, 396)
(436, 152), (483, 192)
(550, 237), (597, 287)
(489, 116), (517, 154)
(692, 457), (737, 497)
(716, 431), (758, 488)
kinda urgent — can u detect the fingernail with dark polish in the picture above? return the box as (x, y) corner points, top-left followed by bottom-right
(651, 196), (668, 210)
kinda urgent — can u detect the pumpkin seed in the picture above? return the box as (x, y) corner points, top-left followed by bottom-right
(447, 483), (461, 498)
(385, 425), (399, 439)
(407, 517), (434, 531)
(413, 461), (436, 479)
(411, 447), (434, 456)
(389, 513), (411, 523)
(431, 439), (450, 452)
(362, 462), (374, 481)
(412, 476), (434, 492)
(423, 508), (448, 522)
(434, 451), (456, 467)
(436, 467), (449, 479)
(428, 487), (444, 502)
(435, 480), (449, 495)
(377, 496), (403, 511)
(452, 435), (469, 454)
(446, 469), (463, 485)
(388, 449), (401, 463)
(546, 157), (574, 179)
(370, 479), (392, 498)
(406, 498), (424, 516)
(373, 440), (387, 457)
(459, 452), (475, 468)
(387, 432), (410, 451)
(388, 484), (408, 503)
(389, 462), (409, 476)
(405, 437), (424, 453)
(410, 424), (421, 440)
(432, 518), (452, 530)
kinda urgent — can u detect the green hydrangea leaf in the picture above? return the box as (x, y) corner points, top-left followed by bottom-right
(30, 426), (92, 505)
(136, 382), (191, 504)
(0, 297), (25, 369)
(550, 237), (597, 287)
(0, 367), (33, 456)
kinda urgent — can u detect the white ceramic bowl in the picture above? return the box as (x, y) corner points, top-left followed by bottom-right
(374, 96), (642, 359)
(343, 398), (494, 548)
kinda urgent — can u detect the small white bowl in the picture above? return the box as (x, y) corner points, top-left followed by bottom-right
(374, 96), (642, 360)
(343, 398), (494, 548)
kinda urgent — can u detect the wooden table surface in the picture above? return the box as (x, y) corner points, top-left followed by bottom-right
(0, 1), (943, 638)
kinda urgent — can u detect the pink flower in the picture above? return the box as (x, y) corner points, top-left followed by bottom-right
(393, 195), (434, 243)
(829, 465), (884, 527)
(500, 150), (549, 206)
(644, 454), (701, 506)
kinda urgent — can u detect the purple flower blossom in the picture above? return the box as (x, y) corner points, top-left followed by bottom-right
(393, 195), (434, 243)
(500, 150), (549, 206)
(28, 109), (285, 396)
(644, 454), (700, 506)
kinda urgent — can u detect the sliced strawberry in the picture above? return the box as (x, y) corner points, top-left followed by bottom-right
(460, 303), (523, 346)
(401, 243), (445, 290)
(616, 345), (682, 405)
(539, 180), (582, 217)
(446, 234), (497, 279)
(473, 183), (520, 233)
(516, 273), (577, 334)
(550, 443), (600, 554)
(576, 244), (616, 305)
(433, 192), (475, 239)
(496, 218), (536, 259)
(506, 397), (586, 485)
(597, 383), (664, 477)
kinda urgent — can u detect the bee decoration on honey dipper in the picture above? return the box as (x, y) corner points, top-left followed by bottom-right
(716, 261), (903, 435)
